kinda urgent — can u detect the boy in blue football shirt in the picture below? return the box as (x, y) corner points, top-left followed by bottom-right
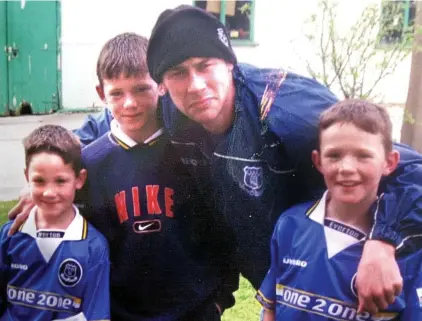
(257, 100), (422, 320)
(0, 125), (110, 321)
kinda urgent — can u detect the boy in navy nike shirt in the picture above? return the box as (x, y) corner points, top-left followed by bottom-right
(79, 33), (236, 321)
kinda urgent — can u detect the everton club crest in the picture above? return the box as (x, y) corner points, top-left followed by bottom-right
(58, 259), (83, 287)
(243, 166), (263, 197)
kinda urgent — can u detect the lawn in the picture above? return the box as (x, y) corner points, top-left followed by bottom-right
(0, 200), (260, 320)
(0, 200), (16, 225)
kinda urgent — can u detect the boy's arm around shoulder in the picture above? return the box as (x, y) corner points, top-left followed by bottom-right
(73, 108), (112, 147)
(81, 226), (110, 321)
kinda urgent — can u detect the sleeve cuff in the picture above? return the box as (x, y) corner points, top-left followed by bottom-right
(255, 292), (275, 310)
(369, 223), (402, 247)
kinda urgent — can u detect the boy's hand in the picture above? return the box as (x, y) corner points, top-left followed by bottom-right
(261, 309), (275, 321)
(215, 303), (221, 315)
(7, 191), (34, 236)
(356, 240), (402, 315)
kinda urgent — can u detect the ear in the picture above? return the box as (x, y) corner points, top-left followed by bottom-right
(311, 150), (323, 174)
(75, 169), (87, 190)
(383, 150), (400, 176)
(96, 85), (106, 101)
(158, 83), (167, 97)
(24, 168), (29, 182)
(226, 62), (234, 72)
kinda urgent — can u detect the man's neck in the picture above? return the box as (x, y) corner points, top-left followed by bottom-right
(326, 196), (375, 234)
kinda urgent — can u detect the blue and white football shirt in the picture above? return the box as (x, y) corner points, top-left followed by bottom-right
(0, 206), (110, 321)
(257, 192), (422, 320)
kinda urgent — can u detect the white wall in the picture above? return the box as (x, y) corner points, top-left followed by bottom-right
(61, 0), (191, 109)
(61, 0), (411, 109)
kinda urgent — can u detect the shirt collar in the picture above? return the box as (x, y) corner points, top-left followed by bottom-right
(110, 119), (164, 149)
(307, 190), (329, 224)
(20, 205), (88, 241)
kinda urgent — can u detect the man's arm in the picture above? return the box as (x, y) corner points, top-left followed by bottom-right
(356, 148), (422, 313)
(72, 108), (112, 147)
(369, 143), (422, 247)
(191, 176), (239, 313)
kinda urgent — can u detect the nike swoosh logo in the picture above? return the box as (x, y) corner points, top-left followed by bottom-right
(137, 223), (154, 231)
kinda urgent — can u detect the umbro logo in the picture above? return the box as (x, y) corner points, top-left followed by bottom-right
(283, 257), (308, 268)
(133, 219), (161, 234)
(11, 263), (28, 271)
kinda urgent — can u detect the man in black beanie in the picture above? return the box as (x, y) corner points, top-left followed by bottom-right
(147, 4), (419, 318)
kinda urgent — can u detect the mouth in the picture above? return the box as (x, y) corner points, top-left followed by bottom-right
(189, 98), (213, 109)
(122, 113), (143, 118)
(337, 181), (360, 187)
(40, 201), (60, 206)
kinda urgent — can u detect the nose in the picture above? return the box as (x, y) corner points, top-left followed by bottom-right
(123, 93), (136, 109)
(187, 72), (206, 93)
(339, 156), (356, 174)
(43, 186), (57, 198)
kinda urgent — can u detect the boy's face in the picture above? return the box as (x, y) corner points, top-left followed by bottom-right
(312, 123), (399, 205)
(161, 57), (234, 129)
(24, 152), (86, 221)
(98, 74), (159, 138)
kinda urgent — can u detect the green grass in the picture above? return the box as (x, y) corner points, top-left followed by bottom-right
(0, 200), (260, 320)
(222, 276), (261, 321)
(0, 200), (16, 226)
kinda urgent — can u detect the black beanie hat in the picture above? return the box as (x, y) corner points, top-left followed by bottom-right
(147, 5), (237, 83)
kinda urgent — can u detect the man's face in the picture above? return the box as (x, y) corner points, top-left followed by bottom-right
(161, 58), (234, 129)
(98, 74), (159, 140)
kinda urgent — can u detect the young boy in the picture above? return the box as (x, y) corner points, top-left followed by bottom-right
(256, 100), (422, 320)
(0, 125), (110, 321)
(79, 33), (236, 321)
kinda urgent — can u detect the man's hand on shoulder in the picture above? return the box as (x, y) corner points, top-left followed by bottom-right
(7, 188), (34, 236)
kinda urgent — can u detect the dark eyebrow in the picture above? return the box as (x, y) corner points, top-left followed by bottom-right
(167, 65), (187, 73)
(194, 58), (213, 67)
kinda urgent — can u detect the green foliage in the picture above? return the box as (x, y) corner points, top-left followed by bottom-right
(403, 108), (417, 125)
(303, 0), (412, 100)
(238, 2), (252, 16)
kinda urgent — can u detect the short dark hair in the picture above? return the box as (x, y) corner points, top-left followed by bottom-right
(319, 99), (393, 152)
(96, 32), (149, 86)
(23, 125), (82, 174)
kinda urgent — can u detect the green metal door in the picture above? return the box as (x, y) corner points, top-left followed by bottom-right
(0, 1), (7, 115)
(4, 0), (60, 115)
